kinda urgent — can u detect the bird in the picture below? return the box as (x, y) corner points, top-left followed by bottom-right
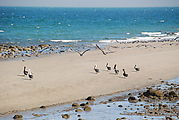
(122, 69), (128, 78)
(113, 64), (119, 74)
(114, 64), (117, 70)
(76, 49), (90, 56)
(106, 63), (111, 70)
(114, 69), (119, 74)
(94, 65), (99, 73)
(134, 65), (140, 71)
(23, 66), (28, 76)
(28, 69), (33, 80)
(96, 44), (107, 55)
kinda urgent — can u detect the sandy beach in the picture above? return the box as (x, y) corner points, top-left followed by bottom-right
(0, 41), (179, 115)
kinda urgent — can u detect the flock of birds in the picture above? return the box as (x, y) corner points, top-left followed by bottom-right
(23, 66), (33, 80)
(94, 63), (140, 78)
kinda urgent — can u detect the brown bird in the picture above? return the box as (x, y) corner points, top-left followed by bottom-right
(23, 66), (28, 76)
(106, 63), (111, 70)
(28, 69), (33, 80)
(94, 65), (99, 73)
(134, 65), (140, 71)
(122, 69), (128, 78)
(113, 64), (119, 74)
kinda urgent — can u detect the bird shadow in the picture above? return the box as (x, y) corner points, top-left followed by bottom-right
(89, 72), (99, 74)
(119, 76), (126, 79)
(22, 78), (31, 81)
(17, 74), (25, 77)
(109, 73), (117, 75)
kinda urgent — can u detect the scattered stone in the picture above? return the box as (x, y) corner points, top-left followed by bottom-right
(72, 103), (80, 108)
(166, 116), (173, 120)
(75, 109), (83, 112)
(85, 96), (95, 101)
(13, 115), (23, 119)
(38, 44), (51, 48)
(142, 88), (164, 98)
(80, 103), (88, 107)
(78, 118), (85, 120)
(61, 114), (70, 119)
(118, 105), (123, 107)
(128, 96), (138, 103)
(40, 106), (46, 109)
(32, 113), (44, 117)
(116, 118), (122, 120)
(83, 106), (92, 112)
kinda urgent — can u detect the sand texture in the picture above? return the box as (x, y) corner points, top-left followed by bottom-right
(0, 41), (179, 115)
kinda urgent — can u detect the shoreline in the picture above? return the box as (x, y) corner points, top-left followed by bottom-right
(0, 77), (165, 116)
(0, 41), (179, 116)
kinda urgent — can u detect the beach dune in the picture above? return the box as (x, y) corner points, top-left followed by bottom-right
(0, 42), (179, 115)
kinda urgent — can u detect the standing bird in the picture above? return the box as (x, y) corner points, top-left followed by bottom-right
(122, 69), (128, 78)
(28, 69), (33, 80)
(94, 65), (99, 73)
(134, 65), (140, 71)
(106, 63), (111, 70)
(114, 64), (117, 70)
(113, 64), (119, 74)
(23, 66), (28, 76)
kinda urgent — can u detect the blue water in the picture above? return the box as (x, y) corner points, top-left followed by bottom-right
(0, 7), (179, 46)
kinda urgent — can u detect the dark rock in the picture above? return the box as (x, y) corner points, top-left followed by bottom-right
(168, 91), (177, 97)
(80, 103), (87, 107)
(118, 105), (123, 107)
(83, 106), (92, 112)
(75, 109), (83, 112)
(78, 118), (85, 120)
(142, 88), (164, 98)
(40, 106), (46, 109)
(61, 114), (70, 119)
(72, 103), (80, 108)
(13, 115), (23, 119)
(85, 96), (95, 101)
(38, 44), (51, 48)
(166, 116), (174, 120)
(128, 96), (138, 103)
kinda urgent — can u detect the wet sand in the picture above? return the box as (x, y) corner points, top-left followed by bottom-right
(0, 41), (179, 115)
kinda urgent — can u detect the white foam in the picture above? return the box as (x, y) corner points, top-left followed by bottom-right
(141, 32), (161, 36)
(50, 40), (81, 43)
(160, 20), (165, 23)
(99, 40), (118, 43)
(0, 30), (4, 33)
(174, 32), (179, 36)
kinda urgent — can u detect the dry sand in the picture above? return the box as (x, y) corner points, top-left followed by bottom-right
(0, 41), (179, 115)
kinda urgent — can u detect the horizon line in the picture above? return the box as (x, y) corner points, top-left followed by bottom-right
(0, 6), (179, 8)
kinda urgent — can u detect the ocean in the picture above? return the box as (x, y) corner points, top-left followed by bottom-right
(0, 7), (179, 47)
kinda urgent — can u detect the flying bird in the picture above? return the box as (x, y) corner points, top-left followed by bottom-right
(76, 49), (90, 56)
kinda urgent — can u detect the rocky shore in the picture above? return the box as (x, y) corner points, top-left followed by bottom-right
(9, 77), (179, 120)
